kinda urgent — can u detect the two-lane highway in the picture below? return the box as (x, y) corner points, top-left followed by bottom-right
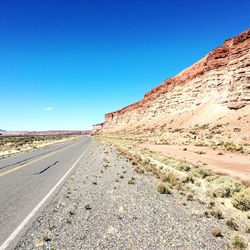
(0, 136), (91, 250)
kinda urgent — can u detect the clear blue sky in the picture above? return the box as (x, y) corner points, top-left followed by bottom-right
(0, 0), (249, 130)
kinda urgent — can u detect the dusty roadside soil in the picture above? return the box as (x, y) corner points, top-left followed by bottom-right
(15, 139), (233, 250)
(139, 144), (250, 181)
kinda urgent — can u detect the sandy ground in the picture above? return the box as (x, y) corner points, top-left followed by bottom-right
(139, 143), (250, 181)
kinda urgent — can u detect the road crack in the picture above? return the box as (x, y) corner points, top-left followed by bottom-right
(35, 161), (59, 174)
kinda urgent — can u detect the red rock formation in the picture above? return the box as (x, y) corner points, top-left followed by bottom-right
(92, 122), (104, 135)
(96, 29), (250, 135)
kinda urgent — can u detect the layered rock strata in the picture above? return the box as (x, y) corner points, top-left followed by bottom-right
(94, 29), (250, 135)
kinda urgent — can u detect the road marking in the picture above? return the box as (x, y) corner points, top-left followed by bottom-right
(0, 143), (90, 250)
(0, 141), (81, 178)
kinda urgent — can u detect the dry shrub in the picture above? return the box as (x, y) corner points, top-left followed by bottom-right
(207, 176), (243, 198)
(166, 171), (180, 187)
(210, 208), (224, 219)
(231, 235), (248, 249)
(226, 218), (239, 231)
(157, 182), (171, 194)
(191, 167), (212, 179)
(175, 162), (191, 172)
(232, 188), (250, 211)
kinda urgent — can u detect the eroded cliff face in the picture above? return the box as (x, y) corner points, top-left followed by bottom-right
(96, 29), (250, 135)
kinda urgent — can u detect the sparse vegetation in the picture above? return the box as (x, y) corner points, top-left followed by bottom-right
(190, 167), (212, 179)
(175, 162), (191, 172)
(0, 134), (77, 156)
(207, 176), (243, 198)
(155, 138), (170, 145)
(66, 218), (72, 224)
(224, 142), (237, 151)
(135, 167), (144, 174)
(231, 235), (248, 249)
(232, 188), (250, 211)
(217, 141), (245, 153)
(157, 183), (171, 194)
(160, 174), (168, 182)
(210, 208), (223, 219)
(184, 174), (195, 183)
(194, 142), (206, 147)
(226, 218), (239, 231)
(128, 178), (136, 185)
(164, 171), (180, 187)
(98, 135), (250, 239)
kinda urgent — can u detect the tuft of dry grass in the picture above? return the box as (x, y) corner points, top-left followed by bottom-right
(157, 182), (171, 194)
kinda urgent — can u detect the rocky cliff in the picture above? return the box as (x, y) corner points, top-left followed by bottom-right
(94, 29), (250, 135)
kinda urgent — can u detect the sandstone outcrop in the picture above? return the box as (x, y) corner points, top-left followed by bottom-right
(94, 29), (250, 135)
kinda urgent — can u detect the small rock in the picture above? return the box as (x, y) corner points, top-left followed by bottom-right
(211, 227), (223, 237)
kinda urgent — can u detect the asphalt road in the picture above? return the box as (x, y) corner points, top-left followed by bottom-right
(0, 136), (91, 250)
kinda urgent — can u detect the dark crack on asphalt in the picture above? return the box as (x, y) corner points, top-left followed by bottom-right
(0, 151), (53, 170)
(35, 161), (59, 174)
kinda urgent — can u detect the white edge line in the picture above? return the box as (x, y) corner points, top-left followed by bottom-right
(0, 144), (90, 250)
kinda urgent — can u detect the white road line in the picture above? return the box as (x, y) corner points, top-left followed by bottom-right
(0, 143), (90, 250)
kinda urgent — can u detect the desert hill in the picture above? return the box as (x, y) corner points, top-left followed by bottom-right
(93, 29), (250, 146)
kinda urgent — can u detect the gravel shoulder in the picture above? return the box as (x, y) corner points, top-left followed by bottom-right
(15, 139), (231, 250)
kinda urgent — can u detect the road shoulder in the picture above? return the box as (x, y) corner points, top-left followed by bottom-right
(14, 139), (235, 249)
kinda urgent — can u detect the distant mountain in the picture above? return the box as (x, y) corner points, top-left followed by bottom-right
(0, 130), (91, 136)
